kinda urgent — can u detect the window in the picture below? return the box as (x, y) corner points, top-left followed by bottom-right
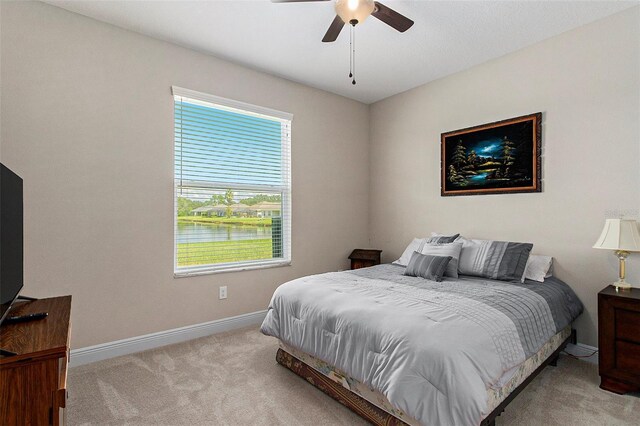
(173, 87), (292, 276)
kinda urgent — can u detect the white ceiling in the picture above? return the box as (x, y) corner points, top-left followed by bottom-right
(44, 0), (638, 104)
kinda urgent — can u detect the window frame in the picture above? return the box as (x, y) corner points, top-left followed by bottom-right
(172, 86), (292, 277)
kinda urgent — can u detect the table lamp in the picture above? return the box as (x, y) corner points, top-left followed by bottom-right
(593, 218), (640, 290)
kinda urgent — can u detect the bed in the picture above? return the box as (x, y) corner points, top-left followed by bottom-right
(261, 264), (583, 426)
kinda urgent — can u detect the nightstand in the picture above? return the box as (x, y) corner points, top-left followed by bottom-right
(348, 249), (382, 270)
(598, 285), (640, 394)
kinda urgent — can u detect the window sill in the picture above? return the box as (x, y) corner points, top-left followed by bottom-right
(174, 260), (291, 278)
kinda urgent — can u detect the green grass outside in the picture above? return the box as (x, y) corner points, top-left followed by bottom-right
(177, 216), (272, 227)
(177, 238), (273, 266)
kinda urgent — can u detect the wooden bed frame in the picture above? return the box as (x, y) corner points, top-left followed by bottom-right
(276, 330), (576, 426)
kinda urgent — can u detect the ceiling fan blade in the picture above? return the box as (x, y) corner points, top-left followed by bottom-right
(271, 0), (330, 3)
(322, 15), (345, 43)
(372, 1), (414, 32)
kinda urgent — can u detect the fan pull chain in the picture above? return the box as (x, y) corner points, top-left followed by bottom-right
(349, 24), (353, 79)
(351, 25), (356, 85)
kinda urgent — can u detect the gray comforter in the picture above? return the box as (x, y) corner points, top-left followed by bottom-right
(261, 264), (583, 426)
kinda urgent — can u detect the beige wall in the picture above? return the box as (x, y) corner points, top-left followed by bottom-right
(369, 7), (640, 347)
(3, 2), (638, 350)
(0, 2), (370, 348)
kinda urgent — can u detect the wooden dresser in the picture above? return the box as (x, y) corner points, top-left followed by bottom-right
(598, 286), (640, 394)
(0, 296), (72, 425)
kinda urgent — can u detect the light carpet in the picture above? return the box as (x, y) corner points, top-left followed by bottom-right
(68, 327), (639, 425)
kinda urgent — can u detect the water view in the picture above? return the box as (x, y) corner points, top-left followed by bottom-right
(469, 172), (490, 182)
(176, 222), (272, 244)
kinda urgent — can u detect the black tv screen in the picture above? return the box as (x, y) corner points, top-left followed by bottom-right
(1, 163), (24, 325)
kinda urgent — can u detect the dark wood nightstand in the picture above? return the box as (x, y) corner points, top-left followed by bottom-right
(348, 249), (382, 270)
(598, 285), (640, 394)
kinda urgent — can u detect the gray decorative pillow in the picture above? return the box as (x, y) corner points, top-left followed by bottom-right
(426, 233), (460, 244)
(420, 241), (463, 278)
(404, 252), (452, 282)
(458, 238), (533, 282)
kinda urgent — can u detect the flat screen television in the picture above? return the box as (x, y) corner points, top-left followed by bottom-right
(0, 163), (24, 326)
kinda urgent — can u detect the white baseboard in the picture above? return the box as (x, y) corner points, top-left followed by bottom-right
(70, 310), (267, 367)
(564, 342), (599, 365)
(70, 311), (598, 368)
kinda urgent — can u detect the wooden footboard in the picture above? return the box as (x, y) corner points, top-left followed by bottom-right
(276, 330), (575, 426)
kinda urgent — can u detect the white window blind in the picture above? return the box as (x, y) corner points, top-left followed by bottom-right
(173, 86), (292, 276)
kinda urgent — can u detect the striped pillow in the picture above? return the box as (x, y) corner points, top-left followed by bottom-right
(420, 241), (463, 278)
(459, 238), (533, 282)
(404, 252), (452, 282)
(426, 233), (460, 244)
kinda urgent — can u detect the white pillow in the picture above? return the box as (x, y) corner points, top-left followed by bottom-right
(522, 255), (554, 283)
(393, 234), (461, 267)
(393, 238), (427, 267)
(420, 242), (463, 278)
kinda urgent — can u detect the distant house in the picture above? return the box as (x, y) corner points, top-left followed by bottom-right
(230, 203), (251, 217)
(251, 201), (281, 218)
(191, 204), (227, 217)
(191, 202), (280, 218)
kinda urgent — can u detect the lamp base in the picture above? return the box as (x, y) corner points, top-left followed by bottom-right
(613, 280), (632, 290)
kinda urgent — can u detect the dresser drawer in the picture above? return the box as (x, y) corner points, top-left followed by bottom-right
(599, 286), (640, 394)
(616, 341), (640, 374)
(617, 309), (640, 344)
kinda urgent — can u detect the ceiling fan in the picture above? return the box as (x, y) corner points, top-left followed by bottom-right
(274, 0), (414, 85)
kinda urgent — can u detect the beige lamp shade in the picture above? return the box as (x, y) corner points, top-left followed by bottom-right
(593, 219), (640, 251)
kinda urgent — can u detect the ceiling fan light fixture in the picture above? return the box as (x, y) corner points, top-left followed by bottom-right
(335, 0), (375, 25)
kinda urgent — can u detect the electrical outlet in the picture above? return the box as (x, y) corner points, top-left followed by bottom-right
(219, 286), (227, 300)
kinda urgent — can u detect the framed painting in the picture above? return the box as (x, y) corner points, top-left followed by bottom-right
(441, 112), (542, 196)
